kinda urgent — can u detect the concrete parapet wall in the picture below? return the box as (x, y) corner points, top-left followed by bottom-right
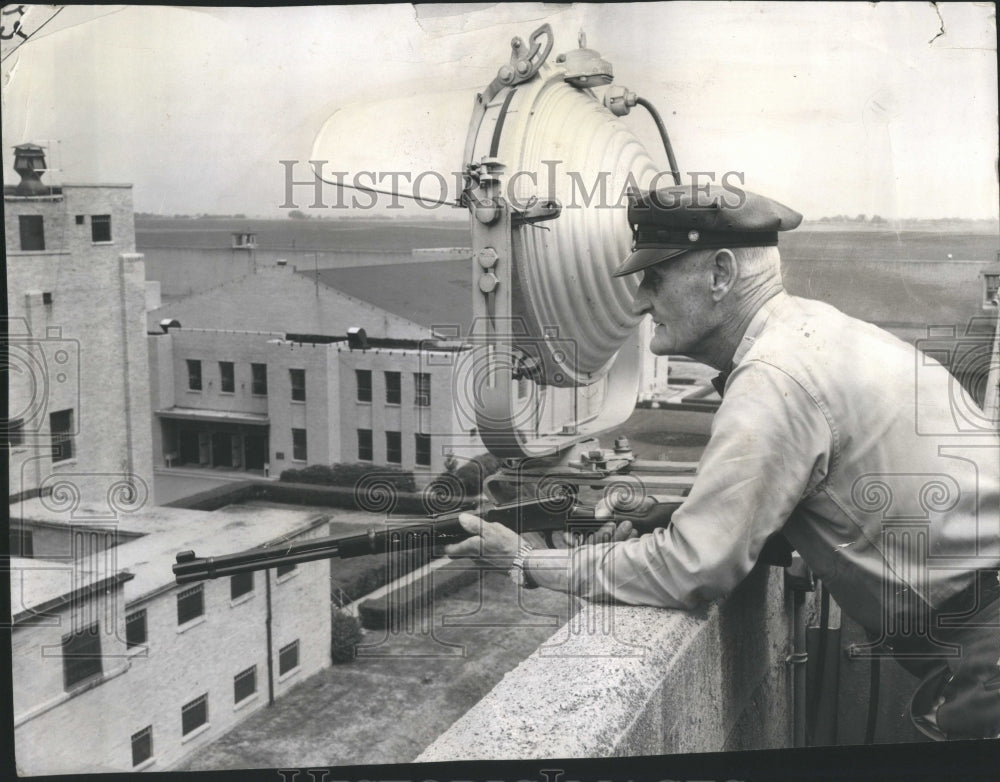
(417, 563), (790, 760)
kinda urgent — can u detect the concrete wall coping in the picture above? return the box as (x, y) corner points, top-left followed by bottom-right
(416, 565), (789, 760)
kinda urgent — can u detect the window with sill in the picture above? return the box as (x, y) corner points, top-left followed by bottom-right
(292, 428), (307, 461)
(19, 214), (44, 251)
(181, 693), (208, 735)
(385, 371), (401, 404)
(357, 428), (372, 461)
(187, 359), (202, 391)
(415, 433), (431, 467)
(414, 372), (431, 407)
(62, 621), (103, 690)
(230, 571), (254, 600)
(386, 431), (402, 464)
(279, 640), (299, 675)
(131, 726), (153, 767)
(356, 369), (372, 402)
(251, 363), (267, 395)
(290, 368), (306, 401)
(234, 665), (257, 703)
(125, 608), (147, 648)
(276, 563), (296, 578)
(177, 584), (204, 625)
(219, 361), (235, 393)
(91, 214), (112, 243)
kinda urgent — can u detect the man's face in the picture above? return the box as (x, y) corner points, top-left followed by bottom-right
(631, 251), (714, 357)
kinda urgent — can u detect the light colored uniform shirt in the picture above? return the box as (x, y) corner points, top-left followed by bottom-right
(556, 291), (1000, 631)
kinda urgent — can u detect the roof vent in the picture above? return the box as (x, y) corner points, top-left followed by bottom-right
(13, 143), (48, 196)
(347, 327), (368, 350)
(160, 318), (181, 333)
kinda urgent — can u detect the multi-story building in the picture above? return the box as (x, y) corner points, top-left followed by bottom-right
(147, 262), (481, 476)
(10, 497), (334, 774)
(5, 143), (153, 508)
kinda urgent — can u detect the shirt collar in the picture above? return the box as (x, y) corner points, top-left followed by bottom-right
(731, 290), (788, 368)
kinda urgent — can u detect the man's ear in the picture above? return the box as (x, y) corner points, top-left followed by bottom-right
(709, 248), (737, 301)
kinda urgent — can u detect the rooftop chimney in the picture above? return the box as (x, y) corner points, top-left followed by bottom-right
(13, 143), (48, 196)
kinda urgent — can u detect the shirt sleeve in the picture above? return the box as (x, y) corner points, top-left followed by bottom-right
(564, 359), (835, 609)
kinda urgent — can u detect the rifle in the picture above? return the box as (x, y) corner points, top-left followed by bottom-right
(172, 496), (679, 585)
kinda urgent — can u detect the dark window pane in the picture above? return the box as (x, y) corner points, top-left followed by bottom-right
(19, 215), (45, 251)
(126, 609), (147, 648)
(290, 369), (306, 401)
(415, 434), (431, 467)
(385, 372), (401, 404)
(62, 622), (103, 689)
(234, 666), (256, 703)
(181, 694), (208, 735)
(131, 726), (153, 767)
(219, 361), (234, 393)
(278, 640), (299, 674)
(50, 409), (74, 462)
(276, 563), (296, 578)
(414, 373), (431, 407)
(187, 360), (202, 391)
(386, 431), (402, 464)
(292, 428), (307, 461)
(251, 363), (267, 395)
(230, 572), (254, 599)
(357, 429), (372, 461)
(91, 214), (112, 242)
(356, 369), (372, 402)
(177, 584), (204, 625)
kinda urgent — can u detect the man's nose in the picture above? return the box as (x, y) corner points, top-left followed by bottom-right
(630, 285), (651, 317)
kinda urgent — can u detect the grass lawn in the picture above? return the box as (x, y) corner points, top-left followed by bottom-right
(177, 572), (573, 769)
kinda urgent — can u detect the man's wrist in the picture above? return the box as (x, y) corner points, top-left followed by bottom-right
(509, 541), (539, 589)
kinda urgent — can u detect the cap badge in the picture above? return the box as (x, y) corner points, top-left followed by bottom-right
(687, 230), (700, 243)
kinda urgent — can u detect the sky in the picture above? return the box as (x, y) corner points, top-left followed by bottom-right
(1, 2), (997, 220)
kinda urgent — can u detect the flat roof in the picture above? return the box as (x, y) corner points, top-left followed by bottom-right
(8, 499), (359, 615)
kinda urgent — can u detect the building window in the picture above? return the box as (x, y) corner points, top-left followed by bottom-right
(384, 371), (401, 405)
(19, 215), (45, 251)
(187, 360), (202, 391)
(230, 572), (254, 600)
(91, 214), (112, 243)
(386, 431), (402, 464)
(415, 434), (431, 467)
(414, 372), (431, 407)
(356, 369), (372, 402)
(10, 529), (33, 557)
(357, 429), (373, 461)
(131, 726), (153, 767)
(62, 622), (103, 690)
(219, 361), (235, 393)
(251, 363), (267, 395)
(291, 428), (307, 461)
(50, 409), (74, 463)
(7, 417), (25, 447)
(75, 215), (85, 225)
(181, 694), (208, 735)
(177, 584), (204, 625)
(290, 369), (306, 402)
(234, 666), (257, 703)
(125, 609), (147, 648)
(276, 563), (296, 578)
(278, 640), (300, 675)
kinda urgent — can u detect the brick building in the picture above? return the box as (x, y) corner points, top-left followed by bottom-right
(5, 143), (153, 510)
(10, 498), (333, 774)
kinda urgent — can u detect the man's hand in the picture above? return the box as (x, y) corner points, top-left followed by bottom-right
(443, 512), (523, 568)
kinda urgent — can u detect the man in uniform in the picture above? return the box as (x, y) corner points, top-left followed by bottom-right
(445, 184), (1000, 740)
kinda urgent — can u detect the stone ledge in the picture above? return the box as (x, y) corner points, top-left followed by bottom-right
(416, 563), (790, 760)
